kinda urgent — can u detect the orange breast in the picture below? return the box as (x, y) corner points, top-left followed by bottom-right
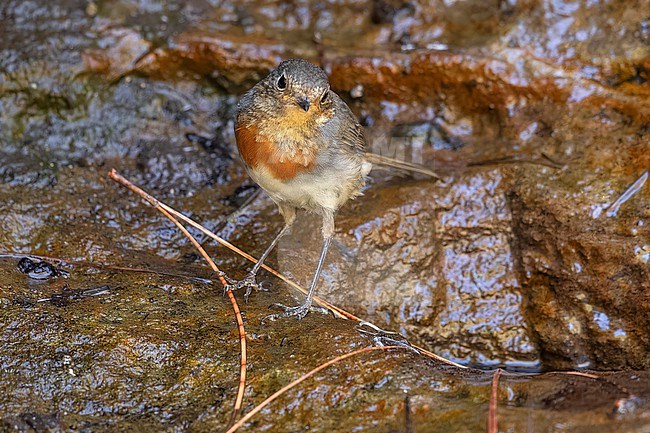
(235, 124), (315, 181)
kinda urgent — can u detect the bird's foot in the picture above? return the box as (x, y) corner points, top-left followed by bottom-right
(264, 300), (330, 321)
(223, 272), (260, 303)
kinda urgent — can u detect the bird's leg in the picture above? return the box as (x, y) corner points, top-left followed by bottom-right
(228, 204), (296, 302)
(267, 209), (335, 320)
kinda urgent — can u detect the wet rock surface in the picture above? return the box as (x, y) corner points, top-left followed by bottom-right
(1, 0), (649, 431)
(2, 257), (650, 432)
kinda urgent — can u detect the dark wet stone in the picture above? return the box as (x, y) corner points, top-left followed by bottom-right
(184, 133), (232, 160)
(16, 258), (67, 280)
(371, 0), (414, 25)
(219, 183), (259, 208)
(44, 285), (114, 307)
(508, 152), (650, 370)
(2, 412), (62, 433)
(261, 169), (538, 369)
(2, 256), (649, 432)
(11, 297), (37, 308)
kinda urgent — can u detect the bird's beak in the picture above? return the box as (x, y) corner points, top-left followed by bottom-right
(296, 96), (310, 112)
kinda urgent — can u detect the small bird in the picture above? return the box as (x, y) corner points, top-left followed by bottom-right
(232, 59), (438, 319)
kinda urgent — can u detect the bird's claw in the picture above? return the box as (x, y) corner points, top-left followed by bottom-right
(263, 301), (330, 322)
(217, 271), (238, 286)
(223, 272), (260, 303)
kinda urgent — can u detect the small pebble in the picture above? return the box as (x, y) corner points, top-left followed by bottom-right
(350, 84), (364, 99)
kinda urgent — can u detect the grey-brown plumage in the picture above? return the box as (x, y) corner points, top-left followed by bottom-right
(232, 58), (437, 319)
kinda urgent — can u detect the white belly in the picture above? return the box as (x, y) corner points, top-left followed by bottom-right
(248, 160), (371, 212)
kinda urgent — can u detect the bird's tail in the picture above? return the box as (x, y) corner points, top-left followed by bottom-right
(365, 153), (441, 180)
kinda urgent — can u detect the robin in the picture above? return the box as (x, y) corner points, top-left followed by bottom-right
(232, 59), (438, 319)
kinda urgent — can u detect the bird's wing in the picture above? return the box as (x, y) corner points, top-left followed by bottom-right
(331, 93), (367, 155)
(330, 92), (441, 180)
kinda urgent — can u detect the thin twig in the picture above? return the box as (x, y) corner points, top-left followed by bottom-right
(155, 185), (465, 368)
(412, 345), (466, 369)
(488, 368), (502, 433)
(157, 206), (248, 427)
(0, 253), (214, 284)
(158, 201), (461, 365)
(108, 170), (466, 433)
(546, 370), (637, 408)
(225, 346), (407, 433)
(108, 169), (247, 429)
(161, 199), (353, 319)
(107, 169), (466, 369)
(547, 371), (599, 379)
(404, 393), (412, 433)
(467, 156), (563, 169)
(605, 170), (648, 217)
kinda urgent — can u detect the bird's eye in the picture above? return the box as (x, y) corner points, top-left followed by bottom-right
(276, 74), (287, 90)
(320, 91), (329, 104)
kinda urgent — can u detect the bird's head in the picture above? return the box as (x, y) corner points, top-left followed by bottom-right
(257, 59), (335, 128)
